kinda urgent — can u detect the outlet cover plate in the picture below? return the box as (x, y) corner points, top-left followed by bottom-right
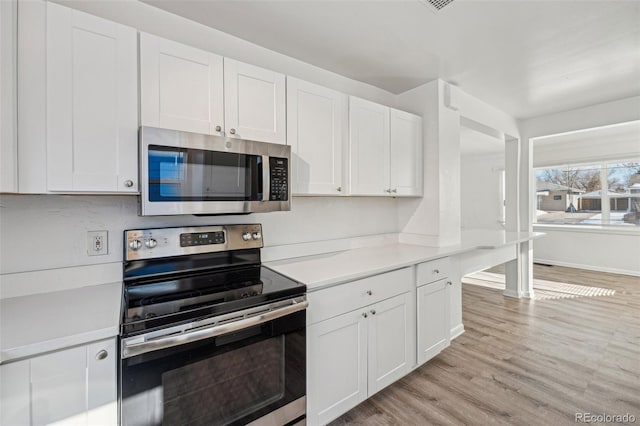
(87, 231), (108, 256)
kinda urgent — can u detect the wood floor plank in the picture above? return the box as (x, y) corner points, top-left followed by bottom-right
(330, 265), (640, 425)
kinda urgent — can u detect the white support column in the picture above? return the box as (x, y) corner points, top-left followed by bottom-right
(504, 134), (534, 298)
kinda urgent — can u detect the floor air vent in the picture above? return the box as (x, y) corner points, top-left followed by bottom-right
(419, 0), (455, 13)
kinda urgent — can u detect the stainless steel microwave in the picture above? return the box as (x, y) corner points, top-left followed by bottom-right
(139, 127), (290, 216)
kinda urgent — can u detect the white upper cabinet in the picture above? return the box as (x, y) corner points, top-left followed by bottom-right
(1, 0), (18, 193)
(224, 58), (286, 144)
(390, 108), (423, 196)
(140, 33), (224, 136)
(45, 2), (138, 192)
(287, 77), (347, 195)
(349, 97), (390, 195)
(349, 97), (423, 197)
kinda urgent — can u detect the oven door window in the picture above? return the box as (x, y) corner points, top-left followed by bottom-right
(147, 145), (263, 202)
(120, 314), (305, 426)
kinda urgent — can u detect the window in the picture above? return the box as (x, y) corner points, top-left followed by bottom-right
(535, 160), (640, 227)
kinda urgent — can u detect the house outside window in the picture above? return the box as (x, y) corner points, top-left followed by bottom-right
(535, 161), (640, 227)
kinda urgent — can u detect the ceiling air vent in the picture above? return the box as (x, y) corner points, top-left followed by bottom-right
(419, 0), (455, 13)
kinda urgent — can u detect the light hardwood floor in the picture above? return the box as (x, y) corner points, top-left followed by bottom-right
(331, 264), (640, 425)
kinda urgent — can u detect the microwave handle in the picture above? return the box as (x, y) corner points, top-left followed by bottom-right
(262, 155), (270, 202)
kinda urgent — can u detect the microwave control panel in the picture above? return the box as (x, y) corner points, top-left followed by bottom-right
(269, 157), (289, 201)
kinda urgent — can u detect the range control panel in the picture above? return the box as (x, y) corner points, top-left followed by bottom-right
(269, 157), (288, 201)
(125, 224), (263, 261)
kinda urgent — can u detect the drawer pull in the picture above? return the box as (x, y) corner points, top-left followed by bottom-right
(447, 281), (452, 286)
(366, 290), (373, 296)
(362, 312), (368, 318)
(370, 309), (376, 315)
(95, 350), (109, 361)
(433, 269), (440, 274)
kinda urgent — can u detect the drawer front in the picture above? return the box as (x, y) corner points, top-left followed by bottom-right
(307, 267), (413, 325)
(416, 257), (451, 285)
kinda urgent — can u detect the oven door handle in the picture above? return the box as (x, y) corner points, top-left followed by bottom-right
(121, 299), (308, 359)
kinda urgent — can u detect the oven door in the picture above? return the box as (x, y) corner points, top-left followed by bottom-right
(140, 126), (290, 216)
(120, 298), (307, 426)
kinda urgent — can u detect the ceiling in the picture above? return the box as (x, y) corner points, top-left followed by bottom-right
(534, 120), (640, 147)
(141, 0), (640, 120)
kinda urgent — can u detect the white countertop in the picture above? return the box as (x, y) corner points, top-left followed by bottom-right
(266, 231), (543, 290)
(0, 282), (122, 364)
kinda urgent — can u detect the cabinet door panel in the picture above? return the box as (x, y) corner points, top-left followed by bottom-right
(368, 292), (413, 394)
(140, 33), (224, 136)
(287, 77), (347, 195)
(0, 359), (31, 425)
(224, 59), (286, 144)
(1, 0), (18, 192)
(31, 346), (87, 425)
(417, 279), (450, 365)
(87, 339), (117, 425)
(307, 310), (367, 426)
(349, 96), (390, 195)
(390, 109), (422, 196)
(46, 3), (137, 192)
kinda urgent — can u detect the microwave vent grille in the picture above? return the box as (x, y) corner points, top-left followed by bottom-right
(419, 0), (455, 13)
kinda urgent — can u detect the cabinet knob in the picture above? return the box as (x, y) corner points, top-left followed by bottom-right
(215, 125), (222, 132)
(366, 290), (373, 296)
(229, 128), (236, 135)
(433, 269), (440, 274)
(124, 180), (134, 188)
(362, 312), (368, 318)
(370, 309), (376, 315)
(95, 350), (109, 361)
(385, 189), (391, 193)
(447, 281), (453, 286)
(337, 187), (342, 192)
(391, 189), (397, 193)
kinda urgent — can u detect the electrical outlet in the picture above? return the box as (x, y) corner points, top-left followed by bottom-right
(87, 231), (108, 256)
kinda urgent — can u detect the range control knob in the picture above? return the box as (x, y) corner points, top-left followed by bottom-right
(242, 232), (252, 241)
(252, 232), (261, 240)
(145, 238), (157, 249)
(129, 239), (142, 251)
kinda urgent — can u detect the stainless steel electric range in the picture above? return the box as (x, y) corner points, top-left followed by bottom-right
(119, 224), (307, 426)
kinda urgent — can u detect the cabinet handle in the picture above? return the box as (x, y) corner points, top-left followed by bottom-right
(337, 187), (342, 192)
(124, 180), (134, 188)
(229, 128), (236, 135)
(447, 281), (453, 286)
(366, 290), (373, 296)
(362, 312), (368, 318)
(95, 350), (109, 361)
(215, 125), (222, 132)
(391, 189), (397, 193)
(385, 189), (391, 193)
(370, 309), (376, 315)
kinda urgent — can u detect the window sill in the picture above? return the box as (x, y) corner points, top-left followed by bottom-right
(533, 223), (640, 236)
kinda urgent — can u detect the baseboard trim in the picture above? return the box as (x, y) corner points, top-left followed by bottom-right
(450, 324), (465, 340)
(533, 258), (640, 277)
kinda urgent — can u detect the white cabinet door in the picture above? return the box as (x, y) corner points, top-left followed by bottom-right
(46, 2), (138, 192)
(224, 59), (286, 144)
(417, 279), (450, 365)
(140, 33), (224, 136)
(0, 359), (30, 425)
(0, 339), (117, 426)
(287, 77), (347, 195)
(1, 0), (18, 193)
(390, 108), (423, 196)
(349, 96), (390, 195)
(307, 309), (368, 426)
(367, 292), (413, 395)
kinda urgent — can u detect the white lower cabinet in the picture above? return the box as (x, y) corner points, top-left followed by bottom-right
(306, 268), (415, 426)
(0, 338), (117, 426)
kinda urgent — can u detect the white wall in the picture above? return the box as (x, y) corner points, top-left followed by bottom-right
(521, 96), (640, 276)
(0, 195), (398, 274)
(460, 153), (505, 230)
